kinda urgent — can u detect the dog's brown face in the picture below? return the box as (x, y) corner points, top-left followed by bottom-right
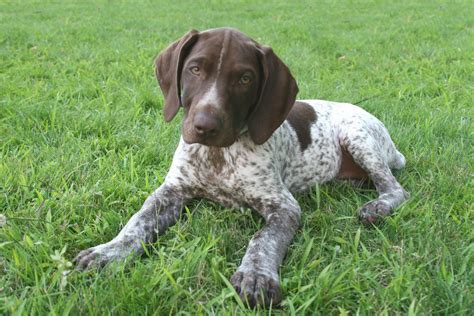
(179, 30), (262, 146)
(156, 28), (298, 147)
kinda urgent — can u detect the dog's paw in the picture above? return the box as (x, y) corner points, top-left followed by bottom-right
(230, 269), (282, 308)
(74, 241), (132, 271)
(359, 199), (392, 225)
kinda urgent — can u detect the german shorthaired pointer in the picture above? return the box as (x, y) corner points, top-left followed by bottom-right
(75, 28), (409, 307)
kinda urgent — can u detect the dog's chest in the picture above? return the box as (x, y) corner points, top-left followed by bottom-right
(167, 141), (257, 207)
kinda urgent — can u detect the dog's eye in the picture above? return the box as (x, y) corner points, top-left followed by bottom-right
(190, 66), (200, 76)
(239, 74), (252, 85)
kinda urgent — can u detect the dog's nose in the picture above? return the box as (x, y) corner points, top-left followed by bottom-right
(193, 112), (222, 136)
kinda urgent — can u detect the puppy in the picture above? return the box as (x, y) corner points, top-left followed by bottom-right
(75, 28), (408, 307)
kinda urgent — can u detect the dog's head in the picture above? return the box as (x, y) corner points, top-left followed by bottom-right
(155, 28), (298, 147)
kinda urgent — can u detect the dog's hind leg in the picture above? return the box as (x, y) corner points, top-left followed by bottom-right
(339, 126), (409, 225)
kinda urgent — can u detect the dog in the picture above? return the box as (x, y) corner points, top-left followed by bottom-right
(75, 27), (409, 307)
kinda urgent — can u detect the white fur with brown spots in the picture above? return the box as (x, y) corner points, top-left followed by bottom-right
(74, 28), (408, 308)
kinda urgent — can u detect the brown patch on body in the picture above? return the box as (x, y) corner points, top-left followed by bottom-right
(337, 147), (369, 180)
(286, 101), (317, 151)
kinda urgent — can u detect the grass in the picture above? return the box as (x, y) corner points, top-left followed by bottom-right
(1, 0), (473, 314)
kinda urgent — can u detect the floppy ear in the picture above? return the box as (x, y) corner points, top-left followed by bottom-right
(247, 45), (299, 144)
(155, 29), (199, 122)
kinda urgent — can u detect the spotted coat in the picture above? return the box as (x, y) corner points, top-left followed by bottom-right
(75, 28), (409, 308)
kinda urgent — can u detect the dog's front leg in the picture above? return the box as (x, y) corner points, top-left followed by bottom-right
(75, 184), (186, 270)
(231, 198), (301, 307)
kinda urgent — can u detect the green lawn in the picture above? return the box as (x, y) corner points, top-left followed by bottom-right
(1, 1), (473, 314)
